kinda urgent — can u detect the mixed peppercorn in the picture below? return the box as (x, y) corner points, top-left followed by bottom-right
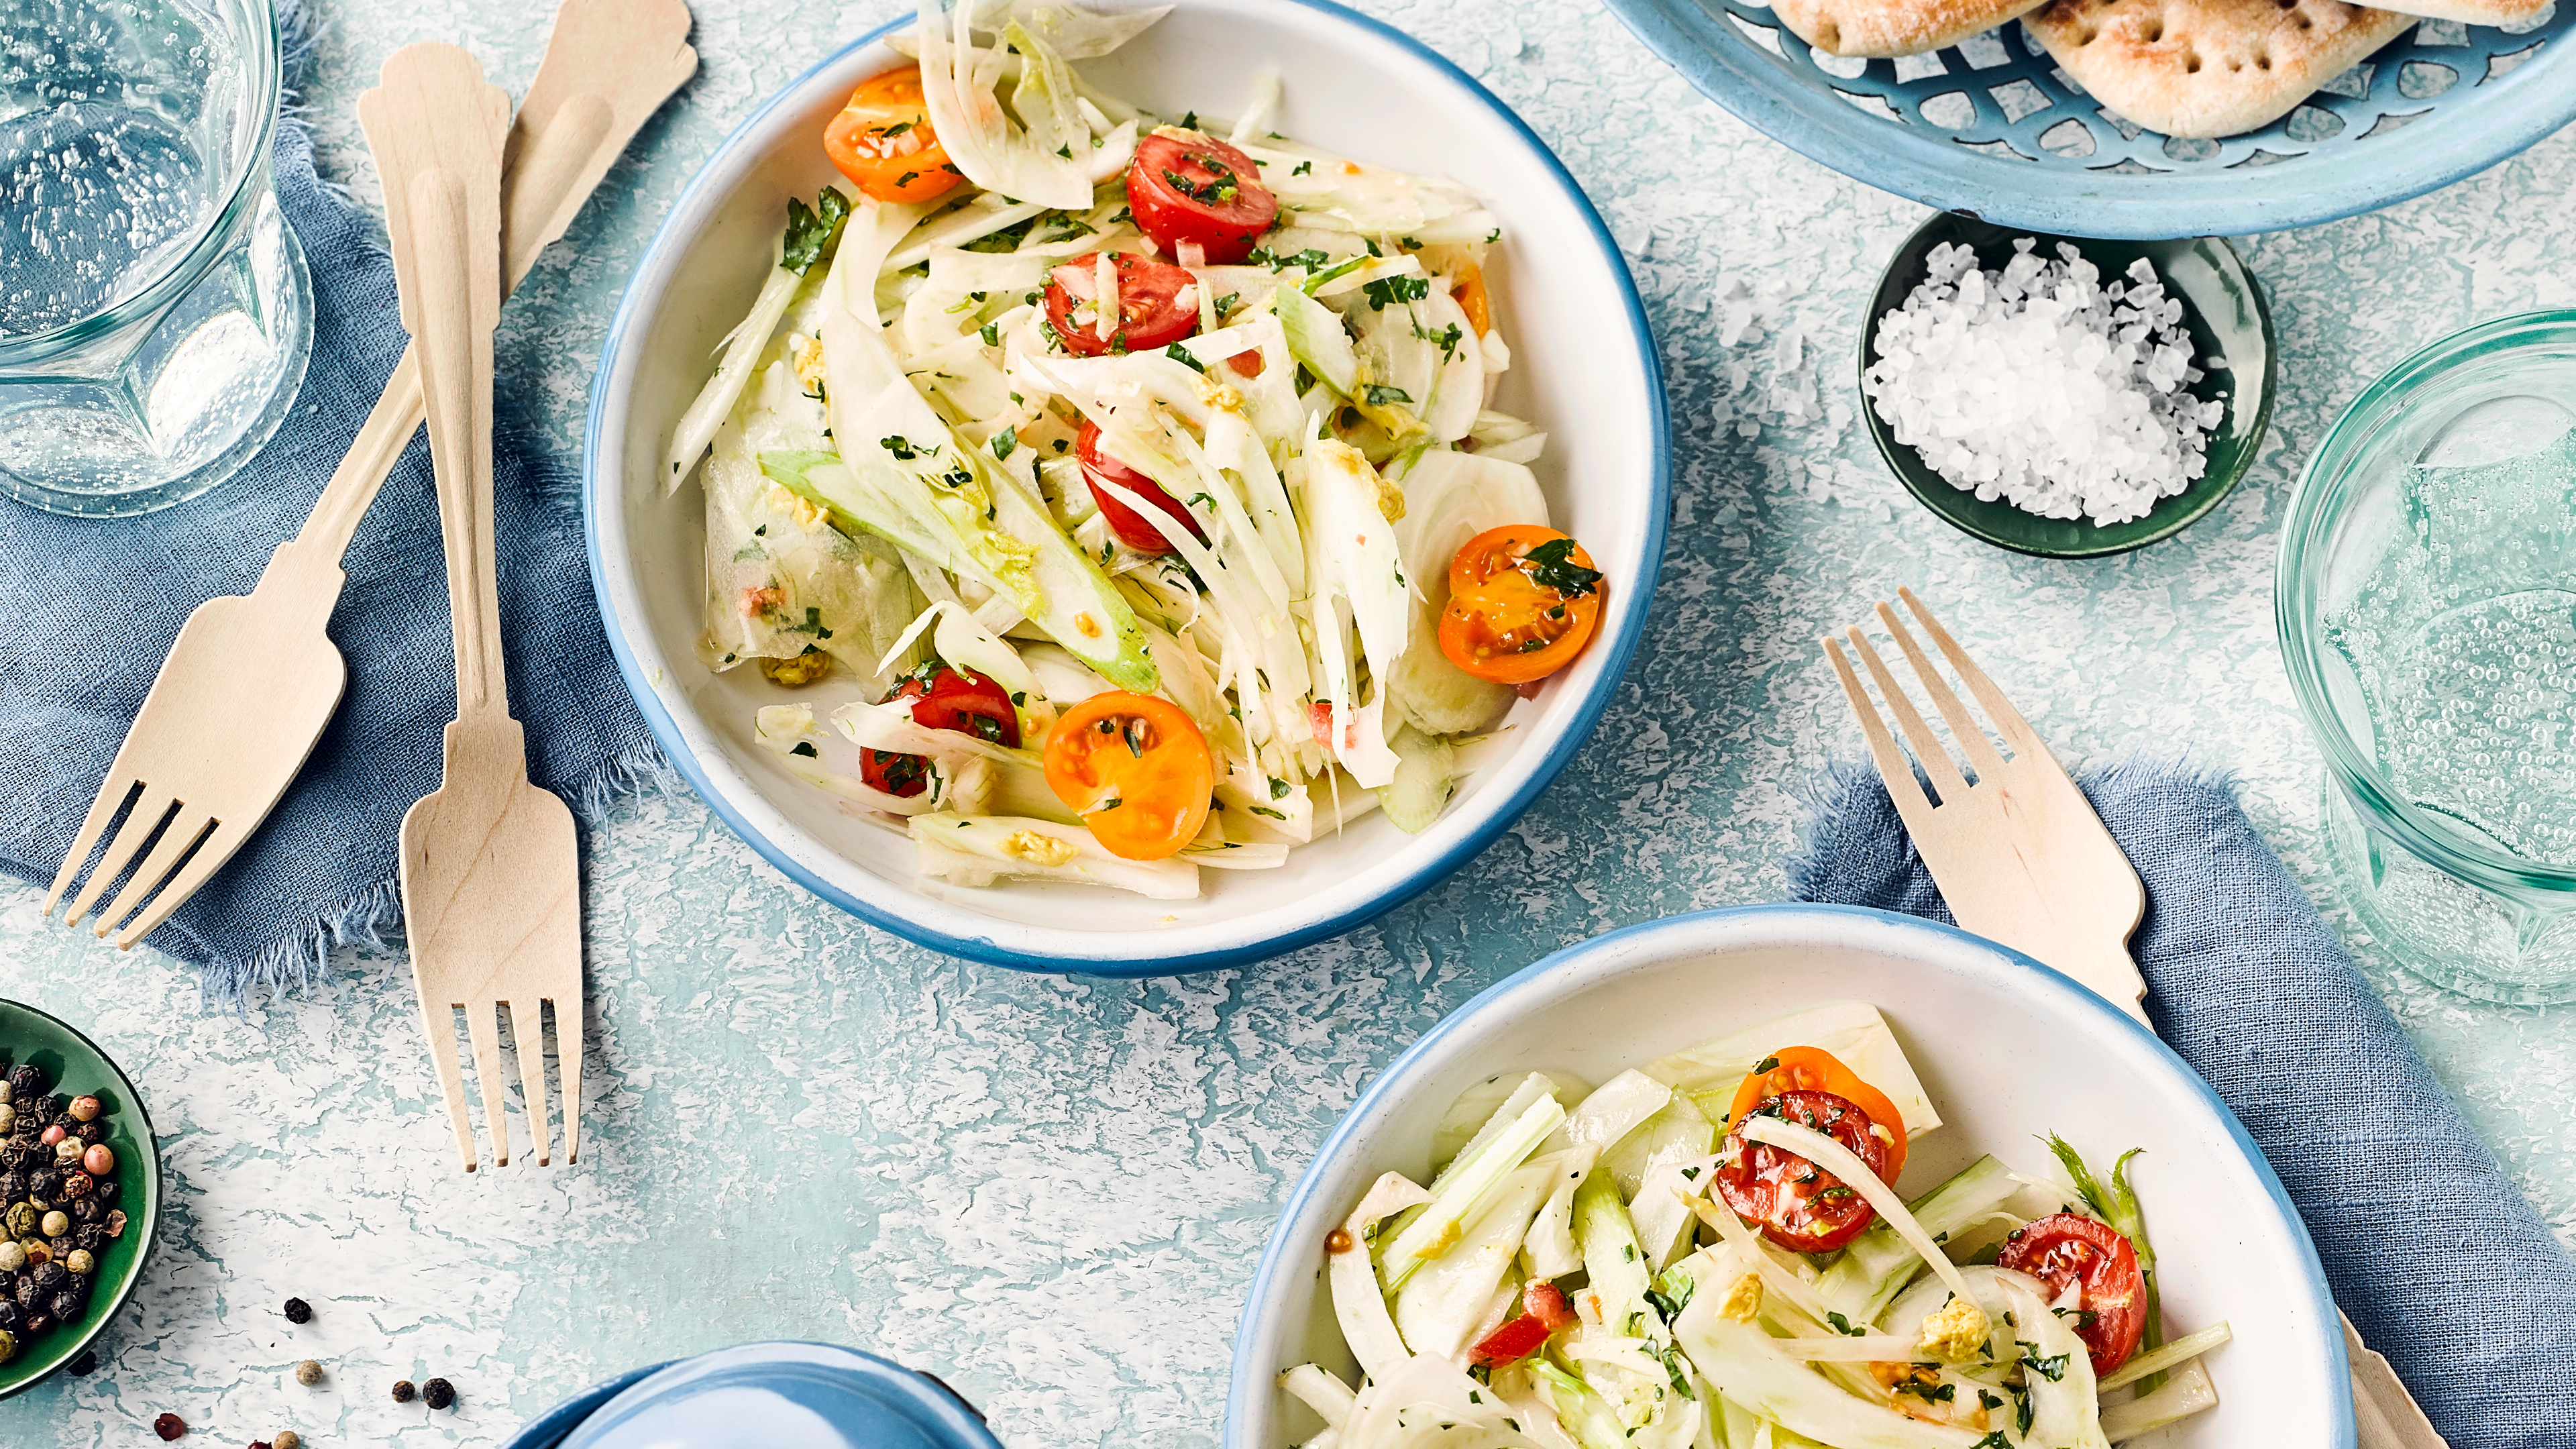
(0, 1061), (125, 1362)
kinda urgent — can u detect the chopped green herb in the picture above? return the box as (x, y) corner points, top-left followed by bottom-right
(789, 741), (818, 758)
(990, 432), (1018, 462)
(1523, 537), (1603, 598)
(782, 189), (853, 275)
(1362, 384), (1413, 407)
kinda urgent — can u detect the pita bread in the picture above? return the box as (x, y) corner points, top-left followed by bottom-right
(2027, 0), (2418, 138)
(1771, 0), (2053, 57)
(2363, 0), (2550, 25)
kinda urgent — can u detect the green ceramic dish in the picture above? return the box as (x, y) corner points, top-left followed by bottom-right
(0, 999), (160, 1398)
(1857, 214), (2277, 559)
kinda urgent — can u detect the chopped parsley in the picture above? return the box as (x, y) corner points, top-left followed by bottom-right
(990, 432), (1017, 462)
(782, 189), (853, 275)
(1360, 276), (1432, 311)
(1362, 383), (1413, 407)
(1523, 537), (1603, 598)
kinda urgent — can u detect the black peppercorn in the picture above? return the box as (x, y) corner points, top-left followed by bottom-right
(48, 1289), (80, 1322)
(69, 1196), (101, 1225)
(391, 1379), (417, 1403)
(92, 1179), (117, 1205)
(282, 1297), (312, 1324)
(73, 1224), (105, 1252)
(0, 1173), (21, 1201)
(13, 1280), (38, 1313)
(74, 1120), (103, 1147)
(0, 1301), (20, 1332)
(422, 1378), (455, 1410)
(34, 1095), (62, 1124)
(30, 1261), (64, 1293)
(45, 1236), (70, 1262)
(21, 1310), (48, 1335)
(0, 1145), (31, 1173)
(27, 1168), (58, 1202)
(7, 1067), (42, 1099)
(65, 1348), (95, 1376)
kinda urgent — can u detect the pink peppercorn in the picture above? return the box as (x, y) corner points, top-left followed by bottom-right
(83, 1144), (112, 1176)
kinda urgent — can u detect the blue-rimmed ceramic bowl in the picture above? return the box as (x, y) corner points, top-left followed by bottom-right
(585, 0), (1666, 975)
(1602, 0), (2576, 239)
(1224, 904), (2352, 1447)
(503, 1345), (996, 1449)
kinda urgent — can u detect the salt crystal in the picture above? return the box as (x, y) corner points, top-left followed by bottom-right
(1860, 241), (2216, 527)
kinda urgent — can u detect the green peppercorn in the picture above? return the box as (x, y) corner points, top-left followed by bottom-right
(0, 1328), (14, 1362)
(0, 1205), (30, 1238)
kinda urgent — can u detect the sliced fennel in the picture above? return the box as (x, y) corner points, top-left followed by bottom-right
(1672, 1309), (1982, 1449)
(1813, 1155), (2021, 1325)
(1381, 1095), (1566, 1292)
(1392, 1159), (1553, 1360)
(908, 813), (1196, 897)
(1641, 1001), (1941, 1142)
(1737, 1114), (1986, 1348)
(2096, 1322), (2231, 1392)
(1330, 1171), (1432, 1381)
(2099, 1357), (2219, 1442)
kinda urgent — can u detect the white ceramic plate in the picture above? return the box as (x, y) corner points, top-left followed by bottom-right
(584, 0), (1667, 974)
(1226, 904), (2353, 1447)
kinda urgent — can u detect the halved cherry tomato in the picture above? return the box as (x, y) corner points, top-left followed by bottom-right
(822, 70), (963, 205)
(1996, 1213), (2147, 1377)
(859, 665), (1020, 798)
(1043, 251), (1200, 357)
(1043, 692), (1214, 861)
(1452, 261), (1493, 337)
(1126, 131), (1278, 264)
(1467, 1282), (1577, 1368)
(1077, 418), (1203, 553)
(1436, 525), (1605, 686)
(1726, 1045), (1909, 1183)
(1713, 1089), (1890, 1254)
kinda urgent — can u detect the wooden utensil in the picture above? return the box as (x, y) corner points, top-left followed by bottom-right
(40, 0), (695, 951)
(1824, 586), (2150, 1022)
(364, 43), (580, 1174)
(1827, 586), (2447, 1449)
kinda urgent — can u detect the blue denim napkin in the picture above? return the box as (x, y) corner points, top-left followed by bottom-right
(0, 35), (662, 1007)
(1788, 758), (2576, 1449)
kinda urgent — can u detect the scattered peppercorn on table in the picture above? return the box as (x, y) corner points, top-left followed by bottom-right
(1, 0), (2574, 1444)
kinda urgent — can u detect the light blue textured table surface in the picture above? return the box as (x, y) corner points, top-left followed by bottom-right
(3, 1), (2573, 1444)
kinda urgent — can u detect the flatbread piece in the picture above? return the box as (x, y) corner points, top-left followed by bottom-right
(2027, 0), (2418, 138)
(2363, 0), (2549, 26)
(1772, 0), (2053, 57)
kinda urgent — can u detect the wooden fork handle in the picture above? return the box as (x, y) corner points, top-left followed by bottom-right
(297, 1), (696, 563)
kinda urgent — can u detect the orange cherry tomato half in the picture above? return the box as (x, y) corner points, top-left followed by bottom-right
(1726, 1044), (1909, 1182)
(823, 69), (963, 205)
(1452, 261), (1493, 337)
(1436, 525), (1605, 686)
(1043, 692), (1215, 861)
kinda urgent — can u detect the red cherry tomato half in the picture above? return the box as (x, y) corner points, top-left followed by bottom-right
(1043, 251), (1200, 357)
(1713, 1090), (1891, 1254)
(1077, 419), (1204, 554)
(1996, 1212), (2148, 1377)
(1125, 132), (1279, 264)
(1466, 1282), (1576, 1368)
(859, 666), (1020, 798)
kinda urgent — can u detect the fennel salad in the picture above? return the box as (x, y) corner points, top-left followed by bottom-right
(1283, 1003), (2235, 1449)
(665, 1), (1607, 899)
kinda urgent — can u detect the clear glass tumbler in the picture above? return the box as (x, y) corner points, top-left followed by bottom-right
(0, 0), (311, 517)
(2278, 311), (2576, 1005)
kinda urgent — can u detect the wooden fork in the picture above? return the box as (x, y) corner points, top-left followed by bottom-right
(364, 44), (582, 1173)
(1825, 588), (2445, 1448)
(38, 0), (695, 951)
(1823, 586), (2150, 1022)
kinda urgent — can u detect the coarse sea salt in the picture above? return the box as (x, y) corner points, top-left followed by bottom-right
(1862, 239), (2225, 527)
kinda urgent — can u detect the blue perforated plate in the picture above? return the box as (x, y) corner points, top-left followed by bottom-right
(1605, 0), (2576, 236)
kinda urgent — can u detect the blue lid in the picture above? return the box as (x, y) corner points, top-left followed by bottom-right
(555, 1343), (1000, 1449)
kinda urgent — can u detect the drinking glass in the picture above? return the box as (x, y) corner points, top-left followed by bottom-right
(0, 0), (311, 517)
(2279, 311), (2576, 1004)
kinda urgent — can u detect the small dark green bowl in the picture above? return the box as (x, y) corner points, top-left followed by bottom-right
(1858, 214), (2277, 559)
(0, 999), (160, 1398)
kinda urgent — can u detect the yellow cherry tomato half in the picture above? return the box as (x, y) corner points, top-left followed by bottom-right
(823, 68), (964, 205)
(1726, 1044), (1910, 1182)
(1436, 525), (1605, 686)
(1043, 692), (1215, 861)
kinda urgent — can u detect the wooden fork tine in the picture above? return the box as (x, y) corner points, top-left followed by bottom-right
(60, 788), (176, 931)
(1876, 600), (2011, 783)
(1824, 637), (1937, 824)
(93, 809), (216, 942)
(107, 817), (254, 951)
(559, 999), (583, 1165)
(1899, 587), (2045, 756)
(466, 1000), (513, 1169)
(44, 773), (138, 918)
(417, 989), (480, 1171)
(507, 999), (550, 1166)
(1843, 626), (1973, 805)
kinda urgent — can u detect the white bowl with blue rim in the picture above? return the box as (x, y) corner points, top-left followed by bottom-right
(584, 0), (1666, 975)
(1224, 904), (2353, 1447)
(503, 1344), (998, 1449)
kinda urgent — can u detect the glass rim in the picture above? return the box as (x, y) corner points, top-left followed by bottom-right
(2275, 307), (2576, 896)
(0, 0), (283, 367)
